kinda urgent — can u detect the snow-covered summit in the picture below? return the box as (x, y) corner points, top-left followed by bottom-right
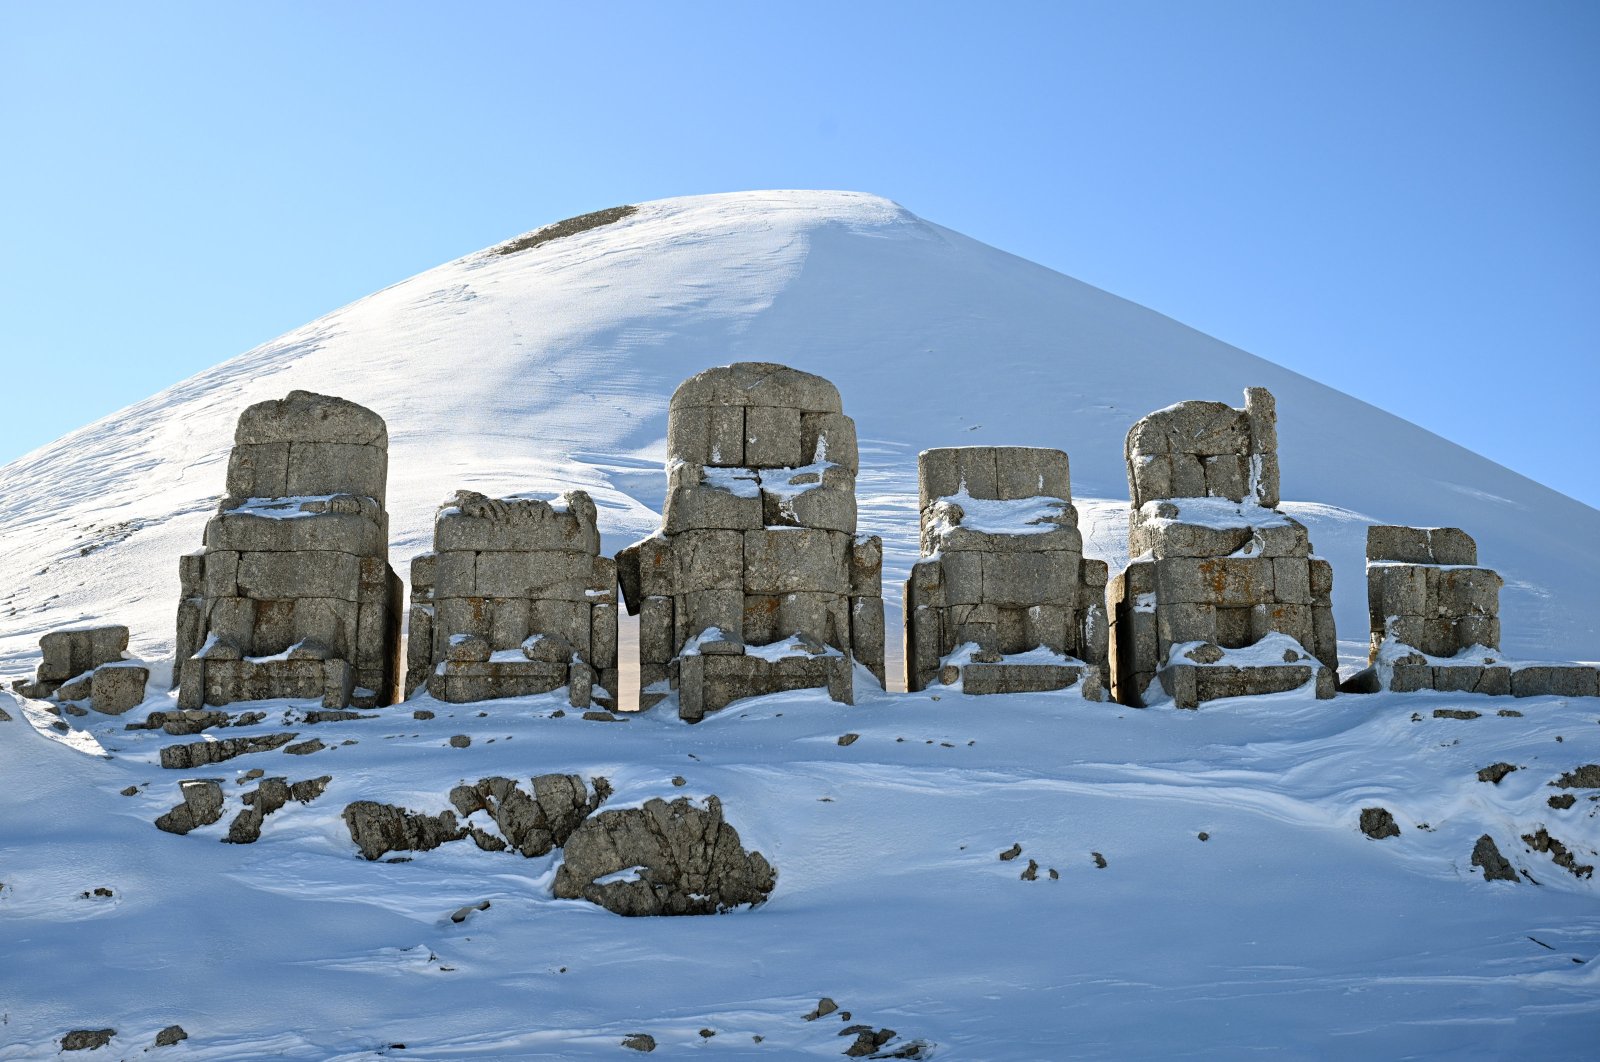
(1, 189), (1596, 678)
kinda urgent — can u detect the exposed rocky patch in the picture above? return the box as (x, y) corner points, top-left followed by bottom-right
(620, 1032), (656, 1052)
(1472, 834), (1519, 882)
(1522, 828), (1595, 880)
(1360, 807), (1400, 839)
(1553, 764), (1600, 789)
(343, 801), (466, 861)
(450, 900), (490, 924)
(998, 843), (1022, 861)
(61, 1029), (115, 1051)
(1477, 763), (1519, 784)
(154, 1025), (188, 1047)
(492, 204), (637, 256)
(225, 775), (330, 843)
(1433, 709), (1481, 720)
(552, 796), (776, 916)
(1549, 794), (1577, 810)
(154, 780), (225, 835)
(804, 998), (839, 1021)
(448, 774), (607, 857)
(159, 732), (298, 769)
(284, 738), (325, 756)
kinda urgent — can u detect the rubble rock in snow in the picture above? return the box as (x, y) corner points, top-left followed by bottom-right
(1522, 829), (1594, 880)
(1359, 807), (1401, 839)
(1471, 834), (1519, 882)
(804, 998), (839, 1021)
(448, 734), (470, 748)
(1020, 859), (1039, 880)
(552, 796), (776, 915)
(1477, 763), (1519, 784)
(1553, 764), (1600, 789)
(447, 774), (605, 858)
(159, 732), (299, 769)
(621, 1033), (656, 1052)
(998, 843), (1022, 861)
(1432, 709), (1480, 720)
(284, 738), (325, 755)
(842, 1026), (898, 1057)
(154, 1026), (188, 1047)
(342, 801), (466, 861)
(61, 1029), (115, 1052)
(1549, 794), (1577, 810)
(450, 900), (491, 923)
(225, 775), (330, 843)
(154, 780), (225, 835)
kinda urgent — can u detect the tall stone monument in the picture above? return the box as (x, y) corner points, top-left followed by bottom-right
(174, 391), (402, 709)
(1107, 388), (1337, 708)
(405, 490), (618, 707)
(904, 446), (1109, 697)
(616, 362), (883, 722)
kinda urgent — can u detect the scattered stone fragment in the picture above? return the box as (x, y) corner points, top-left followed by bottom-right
(1092, 852), (1107, 868)
(154, 1025), (188, 1047)
(621, 1033), (656, 1052)
(1197, 832), (1209, 842)
(1522, 829), (1594, 879)
(448, 775), (606, 857)
(304, 710), (367, 724)
(0, 705), (10, 721)
(804, 998), (839, 1021)
(413, 709), (435, 720)
(838, 733), (859, 746)
(155, 780), (225, 835)
(699, 1028), (715, 1038)
(225, 775), (330, 844)
(1359, 807), (1400, 840)
(1553, 765), (1600, 789)
(1433, 709), (1481, 720)
(998, 843), (1022, 861)
(450, 900), (491, 923)
(671, 775), (687, 787)
(553, 796), (776, 916)
(159, 732), (298, 769)
(82, 887), (113, 898)
(342, 801), (466, 860)
(1549, 794), (1577, 810)
(1497, 709), (1523, 717)
(61, 1029), (115, 1051)
(284, 738), (325, 755)
(449, 734), (470, 748)
(1020, 859), (1039, 881)
(1471, 834), (1519, 882)
(120, 785), (139, 797)
(1477, 763), (1518, 784)
(240, 768), (264, 781)
(1048, 868), (1060, 880)
(842, 1026), (897, 1057)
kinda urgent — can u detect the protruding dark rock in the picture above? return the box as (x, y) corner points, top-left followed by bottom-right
(342, 801), (466, 861)
(447, 774), (605, 858)
(1471, 834), (1519, 882)
(61, 1029), (115, 1051)
(1359, 807), (1400, 839)
(621, 1033), (656, 1052)
(1476, 763), (1518, 784)
(154, 1025), (188, 1047)
(552, 796), (776, 916)
(154, 780), (225, 835)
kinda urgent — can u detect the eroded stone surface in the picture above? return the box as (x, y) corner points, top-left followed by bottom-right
(552, 796), (776, 915)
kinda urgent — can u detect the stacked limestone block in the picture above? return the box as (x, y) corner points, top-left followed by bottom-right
(405, 490), (618, 708)
(1107, 388), (1337, 708)
(1361, 525), (1599, 697)
(903, 447), (1109, 697)
(174, 391), (402, 710)
(11, 625), (149, 715)
(616, 362), (883, 722)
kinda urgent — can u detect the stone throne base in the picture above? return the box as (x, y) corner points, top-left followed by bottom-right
(676, 639), (853, 723)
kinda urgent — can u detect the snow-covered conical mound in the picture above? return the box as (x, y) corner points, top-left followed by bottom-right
(2, 189), (1595, 678)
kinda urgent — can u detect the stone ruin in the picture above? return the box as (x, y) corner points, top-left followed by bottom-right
(174, 391), (402, 710)
(616, 362), (883, 721)
(10, 625), (148, 715)
(1355, 525), (1600, 697)
(904, 446), (1108, 696)
(405, 489), (618, 708)
(1108, 387), (1337, 708)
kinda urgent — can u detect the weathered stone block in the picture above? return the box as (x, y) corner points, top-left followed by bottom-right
(850, 535), (882, 597)
(743, 404), (803, 468)
(285, 441), (386, 504)
(673, 529), (745, 593)
(680, 652), (852, 721)
(635, 535), (677, 598)
(1203, 454), (1247, 502)
(432, 550), (476, 597)
(667, 403), (745, 467)
(1309, 557), (1333, 599)
(768, 473), (857, 533)
(1367, 525), (1432, 565)
(742, 529), (849, 595)
(664, 483), (763, 535)
(204, 510), (386, 555)
(671, 361), (842, 414)
(226, 441), (290, 498)
(800, 411), (857, 470)
(591, 603), (618, 670)
(235, 390), (386, 446)
(639, 596), (675, 663)
(850, 596), (885, 687)
(1272, 557), (1311, 605)
(474, 549), (597, 600)
(919, 447), (998, 511)
(1157, 601), (1216, 650)
(677, 589), (743, 646)
(991, 446), (1070, 501)
(960, 662), (1097, 697)
(1511, 665), (1600, 699)
(1158, 557), (1273, 607)
(1169, 452), (1206, 497)
(1427, 527), (1477, 566)
(236, 551), (362, 602)
(981, 550), (1080, 607)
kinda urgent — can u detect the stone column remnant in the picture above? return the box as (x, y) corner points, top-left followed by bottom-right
(1356, 525), (1598, 697)
(405, 489), (618, 708)
(615, 362), (882, 721)
(903, 446), (1109, 697)
(173, 390), (402, 709)
(1107, 387), (1337, 707)
(11, 625), (149, 715)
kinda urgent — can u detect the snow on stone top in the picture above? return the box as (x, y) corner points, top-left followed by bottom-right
(927, 490), (1071, 538)
(0, 187), (1597, 680)
(1136, 497), (1294, 530)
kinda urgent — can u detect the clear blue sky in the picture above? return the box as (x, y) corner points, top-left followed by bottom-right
(3, 2), (1596, 506)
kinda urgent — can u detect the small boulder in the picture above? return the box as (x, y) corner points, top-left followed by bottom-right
(61, 1029), (115, 1051)
(1476, 763), (1518, 784)
(154, 1025), (188, 1047)
(621, 1033), (656, 1052)
(154, 780), (225, 836)
(998, 843), (1022, 861)
(342, 801), (466, 861)
(449, 734), (471, 748)
(447, 774), (605, 858)
(1359, 807), (1400, 840)
(552, 796), (776, 916)
(804, 998), (839, 1021)
(1471, 834), (1519, 882)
